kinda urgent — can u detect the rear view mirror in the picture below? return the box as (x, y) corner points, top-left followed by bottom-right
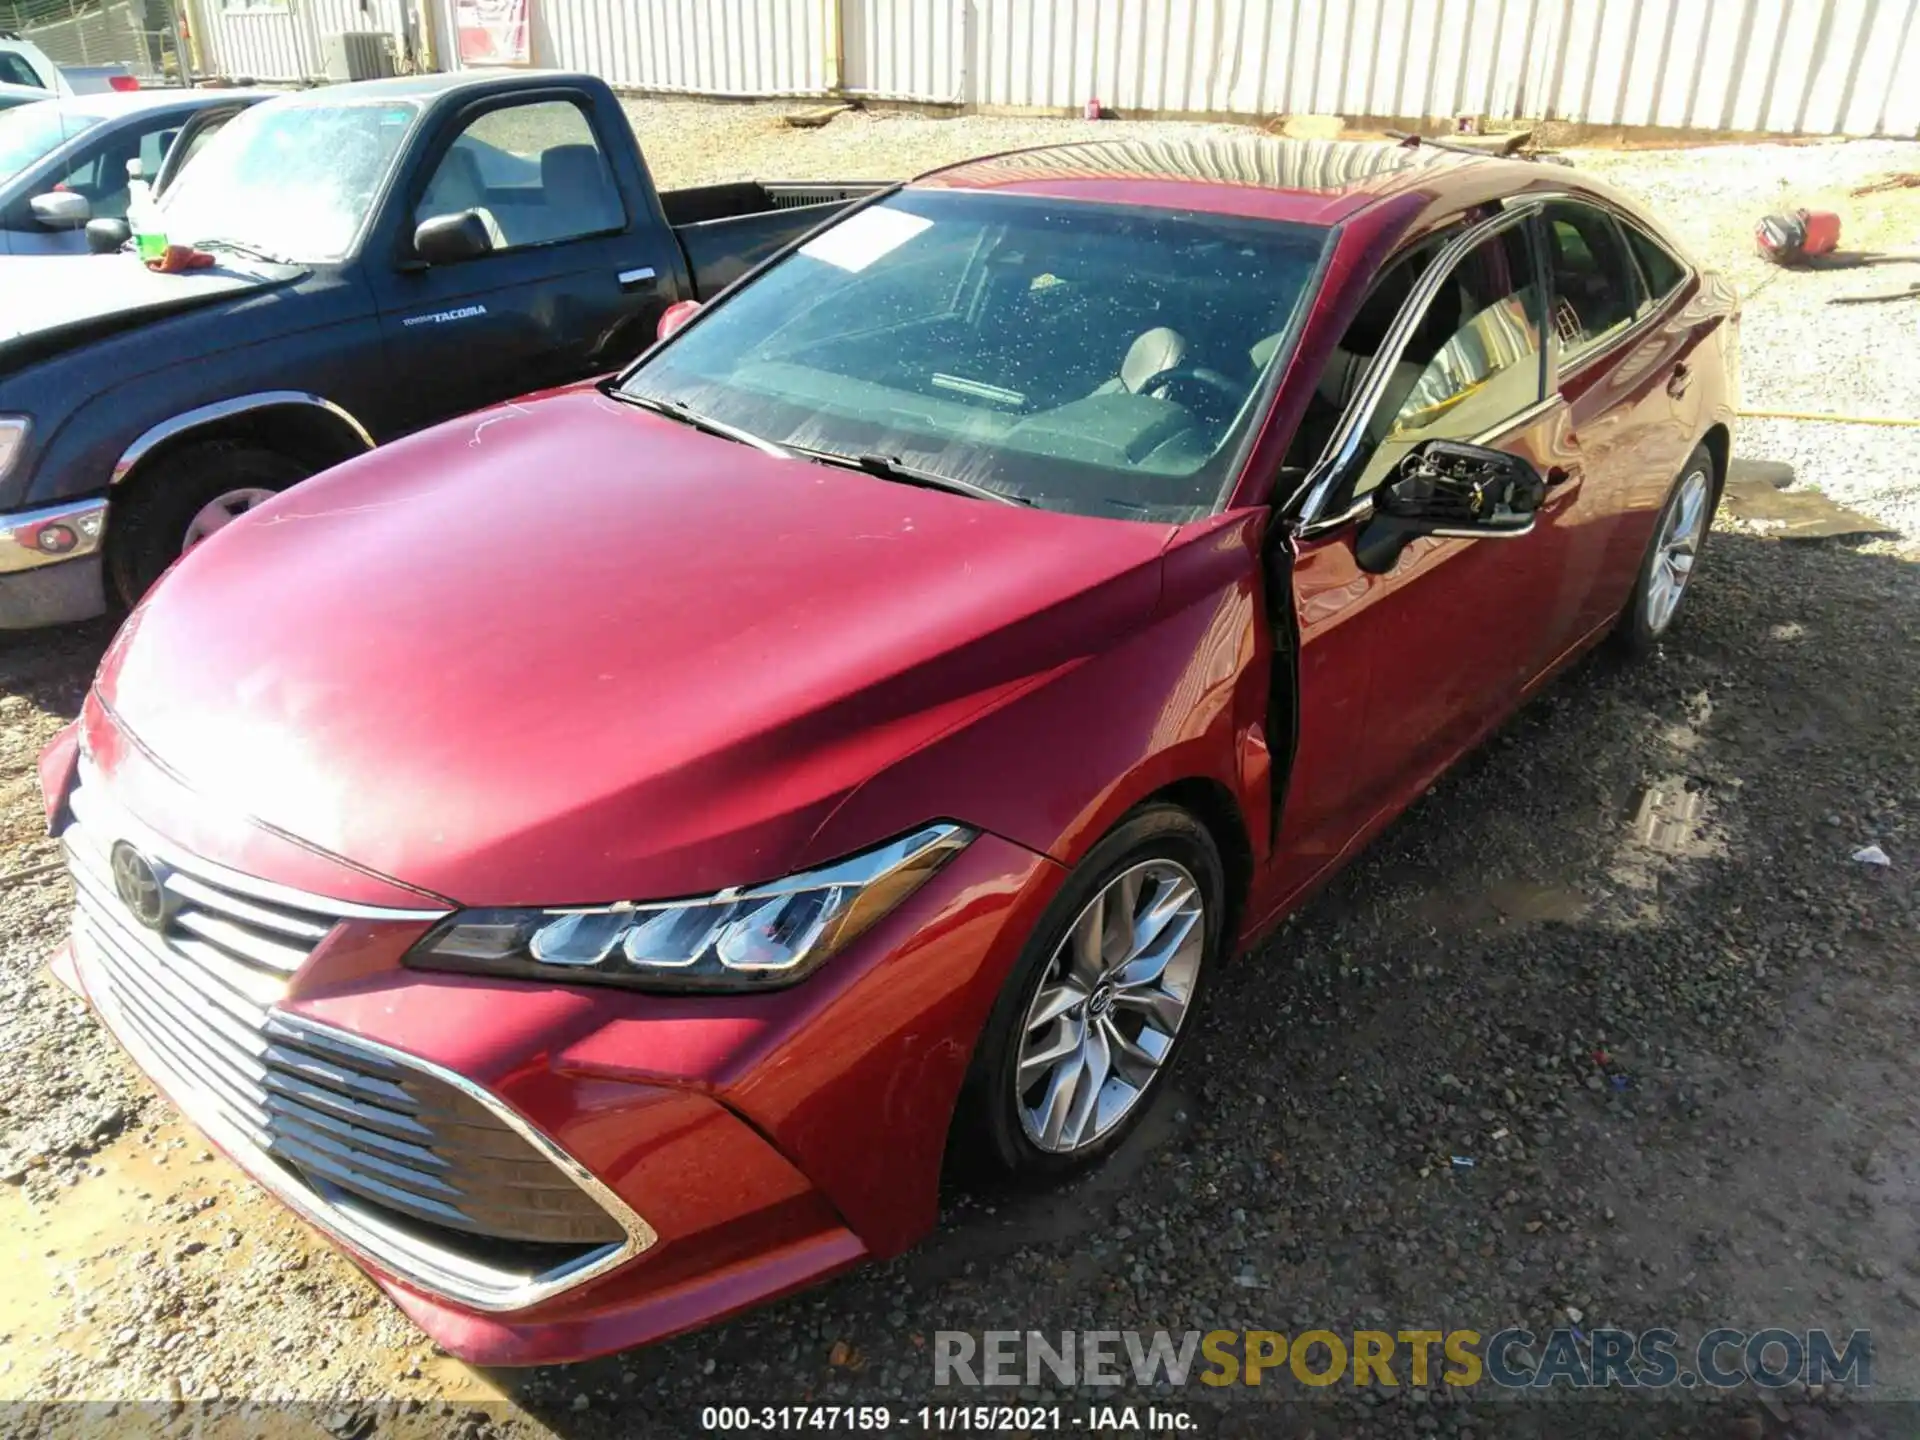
(413, 210), (495, 266)
(1356, 440), (1547, 573)
(86, 217), (132, 253)
(656, 298), (702, 342)
(30, 191), (90, 230)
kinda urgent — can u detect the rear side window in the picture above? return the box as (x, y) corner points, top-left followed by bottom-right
(1623, 224), (1687, 304)
(1541, 201), (1644, 359)
(415, 98), (623, 252)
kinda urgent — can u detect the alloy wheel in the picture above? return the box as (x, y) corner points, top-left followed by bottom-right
(1015, 859), (1205, 1154)
(182, 487), (280, 551)
(1645, 468), (1711, 635)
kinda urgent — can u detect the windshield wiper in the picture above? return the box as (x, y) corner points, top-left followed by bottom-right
(188, 237), (293, 266)
(793, 447), (1030, 506)
(612, 391), (792, 458)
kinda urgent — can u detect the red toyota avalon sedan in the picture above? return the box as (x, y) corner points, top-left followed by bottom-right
(40, 136), (1735, 1364)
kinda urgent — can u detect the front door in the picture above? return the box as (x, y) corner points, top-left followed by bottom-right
(1266, 213), (1591, 903)
(367, 89), (681, 434)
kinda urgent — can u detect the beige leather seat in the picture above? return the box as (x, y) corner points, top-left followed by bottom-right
(1091, 327), (1190, 397)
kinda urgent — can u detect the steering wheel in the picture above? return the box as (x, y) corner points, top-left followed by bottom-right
(1134, 364), (1244, 413)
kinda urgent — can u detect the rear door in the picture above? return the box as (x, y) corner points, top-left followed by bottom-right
(1537, 199), (1701, 630)
(366, 86), (685, 431)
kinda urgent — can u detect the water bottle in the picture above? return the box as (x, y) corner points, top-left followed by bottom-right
(126, 159), (167, 264)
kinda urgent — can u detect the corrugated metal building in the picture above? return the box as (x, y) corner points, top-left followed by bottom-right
(192, 0), (1920, 139)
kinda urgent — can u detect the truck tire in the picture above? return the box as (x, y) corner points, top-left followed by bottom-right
(107, 441), (312, 605)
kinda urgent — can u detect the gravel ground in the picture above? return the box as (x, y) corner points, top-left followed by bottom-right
(1, 107), (1918, 1438)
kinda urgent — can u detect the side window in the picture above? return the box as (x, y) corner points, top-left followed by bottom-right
(0, 53), (44, 87)
(1347, 224), (1547, 497)
(1279, 228), (1457, 476)
(414, 98), (623, 254)
(1541, 202), (1644, 359)
(1622, 223), (1686, 305)
(55, 118), (182, 219)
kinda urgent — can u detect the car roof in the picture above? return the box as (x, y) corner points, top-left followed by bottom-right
(267, 69), (593, 104)
(12, 87), (272, 119)
(911, 134), (1525, 226)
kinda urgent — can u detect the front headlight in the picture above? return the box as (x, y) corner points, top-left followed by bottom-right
(405, 823), (973, 992)
(0, 417), (29, 482)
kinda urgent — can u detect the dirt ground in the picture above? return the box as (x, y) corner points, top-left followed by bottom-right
(1, 106), (1918, 1439)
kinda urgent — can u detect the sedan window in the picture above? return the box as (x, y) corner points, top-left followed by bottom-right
(1622, 222), (1687, 306)
(622, 192), (1332, 521)
(1541, 201), (1645, 360)
(0, 101), (103, 186)
(1344, 223), (1548, 498)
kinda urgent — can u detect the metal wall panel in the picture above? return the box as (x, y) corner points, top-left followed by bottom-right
(198, 0), (409, 82)
(201, 0), (1920, 139)
(534, 0), (827, 94)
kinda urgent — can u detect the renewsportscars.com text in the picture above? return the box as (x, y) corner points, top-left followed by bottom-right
(934, 1328), (1870, 1391)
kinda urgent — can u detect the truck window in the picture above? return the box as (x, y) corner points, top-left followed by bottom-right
(415, 98), (622, 253)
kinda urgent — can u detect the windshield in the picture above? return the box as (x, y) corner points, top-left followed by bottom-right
(157, 98), (419, 263)
(0, 101), (103, 185)
(620, 192), (1331, 520)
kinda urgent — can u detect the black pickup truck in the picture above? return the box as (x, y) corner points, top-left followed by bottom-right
(0, 70), (882, 627)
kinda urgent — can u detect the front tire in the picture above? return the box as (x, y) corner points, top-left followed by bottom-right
(962, 804), (1225, 1179)
(107, 441), (312, 605)
(1616, 443), (1717, 656)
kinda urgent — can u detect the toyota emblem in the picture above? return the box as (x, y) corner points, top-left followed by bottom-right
(109, 841), (169, 931)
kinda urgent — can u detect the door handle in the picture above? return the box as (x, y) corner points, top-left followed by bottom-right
(617, 266), (658, 291)
(1666, 362), (1692, 398)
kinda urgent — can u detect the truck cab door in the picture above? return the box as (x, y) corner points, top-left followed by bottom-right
(367, 88), (685, 433)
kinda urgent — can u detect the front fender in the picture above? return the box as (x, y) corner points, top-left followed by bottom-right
(806, 511), (1270, 877)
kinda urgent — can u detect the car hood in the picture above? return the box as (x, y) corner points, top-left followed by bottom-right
(0, 252), (302, 377)
(98, 389), (1173, 906)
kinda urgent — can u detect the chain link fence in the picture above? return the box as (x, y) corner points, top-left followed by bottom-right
(1, 0), (187, 83)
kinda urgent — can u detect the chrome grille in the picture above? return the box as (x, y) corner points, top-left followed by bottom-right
(59, 763), (647, 1309)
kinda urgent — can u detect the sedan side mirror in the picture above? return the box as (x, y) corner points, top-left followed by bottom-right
(86, 217), (132, 254)
(30, 191), (90, 230)
(1355, 440), (1547, 573)
(412, 209), (495, 266)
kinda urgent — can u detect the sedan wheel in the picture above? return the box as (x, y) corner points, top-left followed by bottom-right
(962, 803), (1223, 1177)
(1617, 443), (1718, 657)
(1016, 859), (1204, 1154)
(1645, 466), (1711, 636)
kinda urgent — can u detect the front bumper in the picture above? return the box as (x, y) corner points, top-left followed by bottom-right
(0, 497), (109, 628)
(44, 714), (1062, 1364)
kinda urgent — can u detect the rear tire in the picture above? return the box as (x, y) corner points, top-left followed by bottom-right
(1615, 443), (1717, 657)
(107, 441), (312, 605)
(959, 804), (1225, 1180)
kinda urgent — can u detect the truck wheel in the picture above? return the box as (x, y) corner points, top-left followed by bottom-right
(959, 804), (1224, 1179)
(107, 441), (312, 605)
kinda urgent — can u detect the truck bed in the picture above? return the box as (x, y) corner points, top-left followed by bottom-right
(663, 180), (889, 298)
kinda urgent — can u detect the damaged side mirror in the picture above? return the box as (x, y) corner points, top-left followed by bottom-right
(1355, 440), (1547, 573)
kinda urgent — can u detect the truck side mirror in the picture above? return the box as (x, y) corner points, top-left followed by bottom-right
(86, 217), (132, 254)
(413, 210), (496, 266)
(30, 191), (90, 230)
(657, 299), (702, 342)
